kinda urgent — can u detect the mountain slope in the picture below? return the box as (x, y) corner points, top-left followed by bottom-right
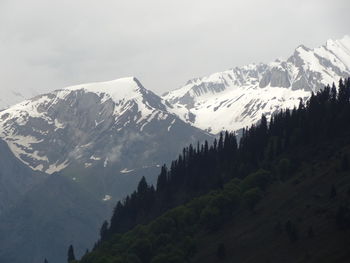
(0, 77), (212, 263)
(193, 150), (350, 263)
(0, 175), (109, 263)
(0, 139), (45, 214)
(0, 83), (43, 111)
(78, 79), (350, 263)
(0, 77), (211, 175)
(163, 35), (350, 133)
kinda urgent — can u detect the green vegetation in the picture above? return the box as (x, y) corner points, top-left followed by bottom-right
(80, 170), (272, 263)
(75, 79), (350, 263)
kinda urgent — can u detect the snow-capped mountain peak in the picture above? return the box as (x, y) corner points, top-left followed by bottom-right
(65, 77), (144, 103)
(163, 35), (350, 134)
(0, 77), (210, 174)
(325, 35), (350, 68)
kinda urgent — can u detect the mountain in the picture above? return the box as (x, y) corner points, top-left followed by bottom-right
(78, 79), (350, 263)
(0, 85), (42, 111)
(163, 35), (350, 133)
(0, 139), (45, 214)
(0, 175), (108, 263)
(0, 77), (212, 263)
(0, 77), (211, 176)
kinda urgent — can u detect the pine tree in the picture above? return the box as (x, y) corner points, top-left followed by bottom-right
(217, 243), (226, 260)
(156, 165), (168, 191)
(100, 220), (109, 240)
(336, 205), (350, 230)
(274, 221), (282, 235)
(285, 220), (298, 243)
(67, 245), (76, 263)
(218, 132), (224, 152)
(260, 114), (268, 137)
(137, 176), (148, 194)
(44, 259), (49, 263)
(341, 154), (349, 171)
(330, 185), (337, 199)
(331, 83), (337, 103)
(308, 226), (314, 238)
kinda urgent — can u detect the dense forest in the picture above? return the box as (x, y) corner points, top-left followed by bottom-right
(68, 79), (350, 263)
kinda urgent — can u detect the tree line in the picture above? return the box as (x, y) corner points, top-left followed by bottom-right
(65, 78), (350, 263)
(97, 78), (350, 243)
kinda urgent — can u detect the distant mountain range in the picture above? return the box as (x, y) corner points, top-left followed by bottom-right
(163, 35), (350, 133)
(0, 35), (349, 263)
(0, 77), (210, 175)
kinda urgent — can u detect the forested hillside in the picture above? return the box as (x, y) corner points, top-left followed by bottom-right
(72, 79), (350, 263)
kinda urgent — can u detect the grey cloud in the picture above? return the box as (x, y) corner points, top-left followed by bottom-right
(0, 0), (349, 98)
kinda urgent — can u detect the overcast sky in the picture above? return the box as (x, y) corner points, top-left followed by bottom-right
(0, 0), (349, 96)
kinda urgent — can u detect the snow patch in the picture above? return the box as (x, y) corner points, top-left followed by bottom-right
(167, 119), (176, 131)
(120, 168), (134, 174)
(64, 77), (142, 104)
(90, 155), (101, 161)
(46, 160), (69, 174)
(102, 195), (112, 201)
(103, 158), (108, 168)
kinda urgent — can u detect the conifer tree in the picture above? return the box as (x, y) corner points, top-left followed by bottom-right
(156, 165), (168, 191)
(308, 226), (314, 238)
(137, 176), (148, 194)
(330, 185), (337, 199)
(67, 245), (76, 263)
(100, 220), (109, 240)
(341, 154), (349, 171)
(217, 243), (226, 260)
(285, 220), (298, 243)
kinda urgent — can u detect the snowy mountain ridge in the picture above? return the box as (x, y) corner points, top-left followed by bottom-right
(0, 77), (210, 174)
(0, 35), (349, 172)
(163, 35), (350, 133)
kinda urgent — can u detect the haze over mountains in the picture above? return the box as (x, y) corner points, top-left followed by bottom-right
(0, 35), (349, 263)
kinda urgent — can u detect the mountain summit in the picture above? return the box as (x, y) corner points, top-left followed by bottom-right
(0, 77), (210, 174)
(0, 76), (212, 263)
(163, 35), (350, 133)
(65, 77), (156, 104)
